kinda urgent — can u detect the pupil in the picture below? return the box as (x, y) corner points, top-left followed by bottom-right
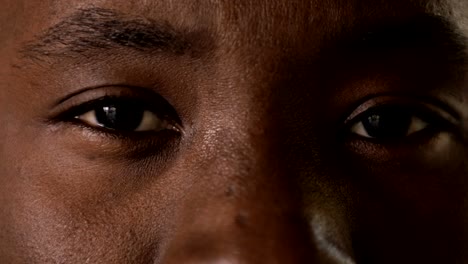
(95, 101), (144, 131)
(362, 107), (412, 139)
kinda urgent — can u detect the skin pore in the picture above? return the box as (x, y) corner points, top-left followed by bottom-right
(0, 0), (467, 263)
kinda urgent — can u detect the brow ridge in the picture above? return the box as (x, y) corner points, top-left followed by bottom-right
(20, 7), (194, 61)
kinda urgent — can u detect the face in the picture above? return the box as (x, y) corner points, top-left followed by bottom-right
(0, 0), (467, 263)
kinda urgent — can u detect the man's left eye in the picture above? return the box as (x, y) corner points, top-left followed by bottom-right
(75, 99), (171, 132)
(349, 106), (430, 140)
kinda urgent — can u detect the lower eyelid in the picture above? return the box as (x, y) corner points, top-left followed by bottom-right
(46, 121), (182, 161)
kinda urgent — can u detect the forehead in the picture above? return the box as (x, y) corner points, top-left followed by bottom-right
(7, 0), (464, 49)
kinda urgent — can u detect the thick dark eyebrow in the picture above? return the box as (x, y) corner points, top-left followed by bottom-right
(20, 8), (200, 61)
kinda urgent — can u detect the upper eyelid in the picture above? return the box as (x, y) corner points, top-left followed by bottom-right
(51, 93), (152, 121)
(49, 96), (184, 140)
(48, 86), (183, 127)
(52, 85), (158, 107)
(342, 95), (461, 126)
(349, 105), (446, 127)
(62, 97), (155, 118)
(51, 86), (156, 114)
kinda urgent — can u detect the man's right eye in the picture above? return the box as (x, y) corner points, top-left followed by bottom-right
(48, 89), (185, 157)
(54, 91), (183, 139)
(75, 98), (174, 132)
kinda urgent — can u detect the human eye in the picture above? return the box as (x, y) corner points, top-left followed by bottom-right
(74, 97), (179, 133)
(48, 86), (184, 158)
(350, 105), (430, 140)
(53, 87), (182, 136)
(343, 96), (459, 144)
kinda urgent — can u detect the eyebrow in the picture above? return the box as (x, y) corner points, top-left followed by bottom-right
(20, 8), (199, 61)
(339, 14), (467, 63)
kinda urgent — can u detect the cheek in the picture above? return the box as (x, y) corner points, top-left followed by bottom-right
(0, 134), (178, 263)
(354, 133), (466, 210)
(344, 133), (468, 261)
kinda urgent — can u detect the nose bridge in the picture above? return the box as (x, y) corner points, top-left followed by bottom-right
(155, 40), (324, 262)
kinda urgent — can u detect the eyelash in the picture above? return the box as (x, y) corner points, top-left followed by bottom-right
(342, 100), (458, 143)
(54, 94), (182, 140)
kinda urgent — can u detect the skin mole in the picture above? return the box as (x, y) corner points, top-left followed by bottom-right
(0, 0), (467, 263)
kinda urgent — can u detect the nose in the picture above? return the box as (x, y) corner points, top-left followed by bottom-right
(159, 188), (317, 263)
(158, 134), (322, 264)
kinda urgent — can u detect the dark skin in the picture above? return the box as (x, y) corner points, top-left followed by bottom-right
(1, 0), (467, 263)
